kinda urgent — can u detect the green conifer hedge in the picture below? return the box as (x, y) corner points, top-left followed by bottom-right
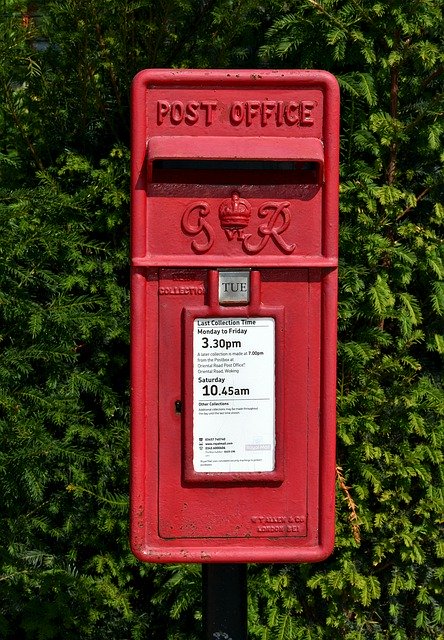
(0, 1), (442, 638)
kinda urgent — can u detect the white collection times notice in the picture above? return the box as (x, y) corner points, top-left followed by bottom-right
(193, 317), (275, 473)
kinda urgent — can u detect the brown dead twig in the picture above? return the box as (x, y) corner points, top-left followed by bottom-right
(336, 465), (361, 543)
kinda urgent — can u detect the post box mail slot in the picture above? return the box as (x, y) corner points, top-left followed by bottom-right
(130, 69), (339, 563)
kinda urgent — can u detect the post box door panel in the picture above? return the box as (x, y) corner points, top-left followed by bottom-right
(157, 268), (321, 542)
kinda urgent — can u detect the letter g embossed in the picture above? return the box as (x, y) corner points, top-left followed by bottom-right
(181, 201), (214, 253)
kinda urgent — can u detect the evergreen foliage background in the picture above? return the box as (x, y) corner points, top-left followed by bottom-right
(0, 0), (442, 638)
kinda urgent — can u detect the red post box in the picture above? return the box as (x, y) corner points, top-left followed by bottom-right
(130, 69), (339, 563)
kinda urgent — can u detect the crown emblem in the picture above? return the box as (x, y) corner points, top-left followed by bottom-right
(218, 192), (251, 231)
